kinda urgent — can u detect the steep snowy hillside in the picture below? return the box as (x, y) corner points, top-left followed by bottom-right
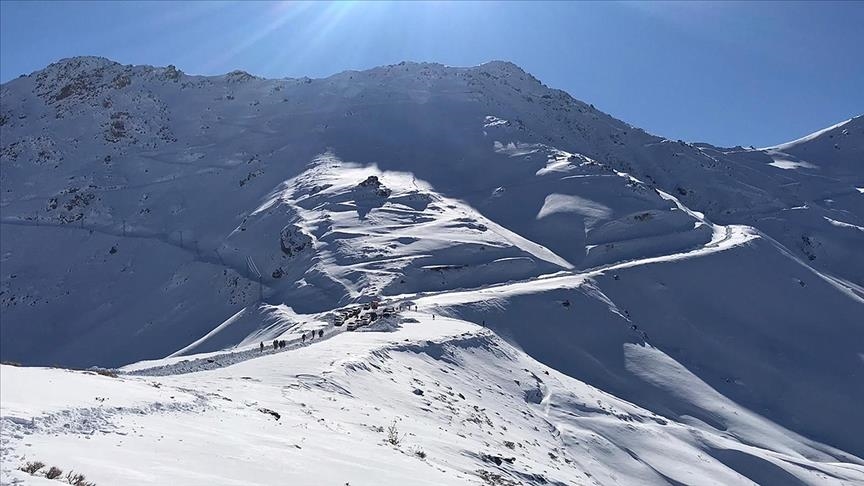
(701, 117), (864, 287)
(3, 315), (863, 485)
(765, 116), (863, 172)
(419, 231), (864, 458)
(2, 57), (863, 483)
(1, 57), (714, 367)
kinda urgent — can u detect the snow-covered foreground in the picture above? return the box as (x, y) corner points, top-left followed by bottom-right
(3, 314), (862, 486)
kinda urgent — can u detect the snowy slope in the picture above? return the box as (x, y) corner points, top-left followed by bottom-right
(3, 315), (863, 486)
(1, 57), (714, 367)
(416, 231), (864, 459)
(2, 57), (863, 483)
(708, 116), (864, 286)
(764, 116), (863, 171)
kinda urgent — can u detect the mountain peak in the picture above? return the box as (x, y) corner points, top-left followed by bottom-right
(477, 60), (528, 74)
(44, 55), (122, 74)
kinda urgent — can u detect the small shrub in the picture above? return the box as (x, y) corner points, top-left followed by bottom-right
(386, 421), (403, 446)
(65, 471), (96, 486)
(93, 368), (118, 378)
(46, 466), (64, 479)
(414, 449), (427, 459)
(19, 461), (45, 474)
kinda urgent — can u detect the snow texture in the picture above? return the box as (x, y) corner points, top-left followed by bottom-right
(1, 57), (863, 484)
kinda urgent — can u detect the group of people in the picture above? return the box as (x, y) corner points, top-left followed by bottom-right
(301, 329), (324, 343)
(260, 339), (288, 352)
(259, 329), (325, 352)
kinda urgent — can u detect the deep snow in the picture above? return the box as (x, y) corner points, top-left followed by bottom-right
(3, 315), (863, 485)
(1, 57), (863, 484)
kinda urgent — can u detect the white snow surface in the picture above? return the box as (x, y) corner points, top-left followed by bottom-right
(3, 315), (863, 486)
(2, 57), (864, 483)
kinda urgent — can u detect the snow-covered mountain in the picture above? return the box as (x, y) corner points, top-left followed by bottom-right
(1, 57), (862, 484)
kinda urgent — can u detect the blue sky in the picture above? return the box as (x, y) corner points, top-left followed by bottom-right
(1, 1), (862, 147)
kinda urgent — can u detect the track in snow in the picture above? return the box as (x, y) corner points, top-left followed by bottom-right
(124, 325), (346, 377)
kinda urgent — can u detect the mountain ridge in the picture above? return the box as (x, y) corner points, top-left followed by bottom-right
(2, 56), (862, 363)
(2, 56), (864, 483)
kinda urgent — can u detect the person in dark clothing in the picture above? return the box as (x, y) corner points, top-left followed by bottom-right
(260, 342), (264, 352)
(302, 333), (306, 344)
(273, 340), (278, 350)
(318, 329), (323, 338)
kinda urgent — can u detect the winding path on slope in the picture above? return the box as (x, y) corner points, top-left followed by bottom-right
(42, 165), (858, 377)
(123, 323), (347, 377)
(387, 192), (752, 310)
(115, 178), (862, 379)
(120, 223), (750, 378)
(395, 172), (863, 307)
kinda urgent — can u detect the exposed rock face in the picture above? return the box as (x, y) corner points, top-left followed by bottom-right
(357, 175), (391, 197)
(279, 225), (312, 257)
